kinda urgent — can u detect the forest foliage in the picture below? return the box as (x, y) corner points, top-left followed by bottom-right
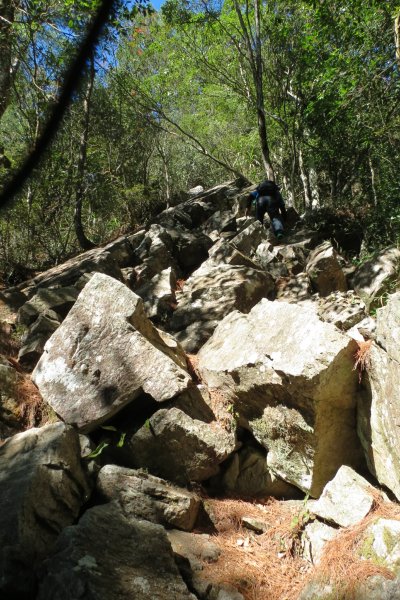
(0, 0), (399, 281)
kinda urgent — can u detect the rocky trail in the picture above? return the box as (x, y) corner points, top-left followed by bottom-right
(0, 179), (400, 599)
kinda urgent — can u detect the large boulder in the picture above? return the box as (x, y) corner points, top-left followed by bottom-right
(316, 290), (367, 330)
(230, 220), (268, 257)
(18, 311), (61, 368)
(306, 241), (347, 296)
(19, 246), (125, 299)
(126, 407), (237, 485)
(17, 286), (79, 327)
(352, 246), (400, 310)
(166, 228), (213, 270)
(155, 181), (243, 230)
(37, 503), (196, 600)
(375, 292), (400, 363)
(198, 299), (363, 497)
(169, 263), (276, 352)
(135, 267), (177, 321)
(217, 445), (301, 499)
(0, 423), (90, 598)
(133, 224), (178, 280)
(358, 295), (400, 499)
(311, 466), (375, 527)
(96, 465), (201, 531)
(201, 238), (261, 270)
(32, 273), (191, 432)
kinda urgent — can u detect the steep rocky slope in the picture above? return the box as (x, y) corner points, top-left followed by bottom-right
(0, 179), (400, 599)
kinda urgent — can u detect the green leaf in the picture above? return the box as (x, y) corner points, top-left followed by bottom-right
(85, 441), (109, 459)
(117, 432), (126, 448)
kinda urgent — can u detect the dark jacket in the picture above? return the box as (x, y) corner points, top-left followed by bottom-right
(246, 181), (287, 221)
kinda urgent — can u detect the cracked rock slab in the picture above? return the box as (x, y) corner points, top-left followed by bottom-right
(198, 299), (363, 497)
(32, 273), (191, 432)
(37, 503), (196, 600)
(126, 407), (237, 485)
(312, 465), (375, 527)
(96, 465), (201, 531)
(0, 422), (91, 598)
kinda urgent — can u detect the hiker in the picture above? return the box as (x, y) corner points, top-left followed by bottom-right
(245, 179), (287, 239)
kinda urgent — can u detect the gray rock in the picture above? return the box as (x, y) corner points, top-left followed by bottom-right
(134, 224), (178, 278)
(354, 575), (400, 600)
(198, 299), (363, 497)
(167, 228), (213, 270)
(192, 576), (245, 600)
(97, 465), (201, 531)
(167, 529), (221, 571)
(299, 573), (400, 600)
(188, 185), (204, 196)
(20, 246), (124, 299)
(18, 312), (61, 367)
(306, 241), (347, 296)
(301, 520), (337, 564)
(127, 407), (237, 484)
(297, 581), (336, 600)
(0, 287), (27, 311)
(205, 238), (261, 270)
(352, 246), (400, 310)
(359, 518), (400, 571)
(219, 446), (301, 499)
(276, 272), (312, 303)
(358, 342), (400, 500)
(375, 292), (400, 363)
(312, 466), (375, 527)
(0, 423), (91, 598)
(169, 263), (275, 352)
(201, 210), (236, 237)
(230, 220), (268, 257)
(17, 286), (79, 326)
(32, 273), (190, 432)
(37, 503), (196, 600)
(317, 290), (367, 330)
(135, 267), (177, 321)
(102, 234), (138, 267)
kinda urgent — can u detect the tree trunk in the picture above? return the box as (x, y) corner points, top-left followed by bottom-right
(74, 56), (95, 250)
(233, 0), (275, 180)
(253, 0), (274, 180)
(298, 147), (312, 211)
(395, 13), (400, 68)
(0, 0), (14, 120)
(309, 166), (320, 209)
(369, 155), (378, 206)
(158, 143), (171, 208)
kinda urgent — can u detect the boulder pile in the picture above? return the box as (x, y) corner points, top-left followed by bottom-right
(0, 178), (399, 599)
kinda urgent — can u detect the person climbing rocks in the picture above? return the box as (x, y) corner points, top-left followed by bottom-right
(245, 179), (287, 239)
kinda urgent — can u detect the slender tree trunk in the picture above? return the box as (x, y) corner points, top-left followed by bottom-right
(309, 166), (320, 208)
(233, 0), (275, 180)
(74, 56), (95, 250)
(369, 155), (378, 206)
(298, 147), (312, 211)
(253, 0), (274, 180)
(395, 13), (400, 68)
(158, 144), (171, 208)
(0, 0), (14, 120)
